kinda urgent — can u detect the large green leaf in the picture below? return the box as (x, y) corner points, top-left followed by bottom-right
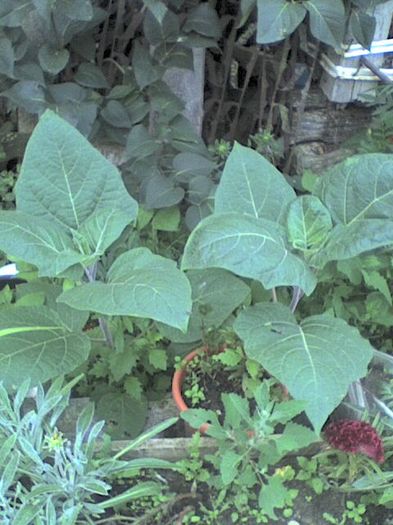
(158, 269), (250, 343)
(234, 303), (373, 433)
(256, 0), (306, 44)
(287, 195), (332, 252)
(16, 110), (137, 232)
(312, 219), (393, 266)
(315, 154), (393, 225)
(58, 248), (192, 331)
(182, 212), (316, 295)
(304, 0), (345, 48)
(0, 306), (90, 389)
(0, 211), (85, 277)
(77, 208), (134, 257)
(313, 154), (393, 265)
(215, 143), (295, 223)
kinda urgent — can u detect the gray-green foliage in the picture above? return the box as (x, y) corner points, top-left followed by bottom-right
(0, 110), (192, 388)
(182, 144), (393, 432)
(241, 0), (384, 49)
(181, 380), (319, 520)
(0, 376), (178, 524)
(0, 0), (220, 226)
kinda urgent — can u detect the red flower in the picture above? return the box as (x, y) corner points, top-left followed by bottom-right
(324, 420), (384, 464)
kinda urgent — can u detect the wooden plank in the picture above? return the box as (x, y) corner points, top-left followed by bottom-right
(292, 142), (355, 174)
(293, 106), (371, 145)
(321, 0), (393, 102)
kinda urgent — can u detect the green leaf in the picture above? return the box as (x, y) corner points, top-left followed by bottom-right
(304, 0), (345, 48)
(173, 152), (215, 183)
(220, 450), (242, 485)
(315, 154), (393, 225)
(258, 476), (290, 520)
(222, 393), (251, 428)
(101, 100), (132, 128)
(75, 63), (109, 88)
(99, 482), (161, 509)
(215, 143), (295, 223)
(239, 0), (256, 27)
(38, 45), (69, 75)
(350, 10), (376, 49)
(312, 219), (393, 266)
(158, 268), (250, 343)
(96, 392), (147, 438)
(362, 270), (392, 305)
(0, 211), (85, 277)
(182, 213), (317, 295)
(144, 174), (185, 209)
(183, 3), (221, 38)
(234, 303), (373, 433)
(277, 422), (319, 455)
(149, 348), (167, 370)
(132, 41), (161, 89)
(143, 9), (179, 45)
(152, 207), (180, 231)
(124, 376), (143, 400)
(0, 306), (90, 389)
(0, 37), (14, 77)
(126, 124), (161, 160)
(17, 110), (137, 232)
(188, 176), (214, 205)
(109, 349), (137, 382)
(143, 0), (168, 23)
(1, 80), (46, 113)
(60, 0), (93, 21)
(256, 0), (306, 44)
(58, 247), (192, 331)
(78, 208), (134, 257)
(287, 195), (332, 252)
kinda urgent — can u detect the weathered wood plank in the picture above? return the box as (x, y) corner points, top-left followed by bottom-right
(292, 142), (355, 174)
(293, 106), (371, 145)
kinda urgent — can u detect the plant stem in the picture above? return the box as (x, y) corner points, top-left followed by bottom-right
(84, 264), (114, 348)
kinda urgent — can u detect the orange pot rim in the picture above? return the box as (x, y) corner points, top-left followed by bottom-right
(172, 346), (211, 434)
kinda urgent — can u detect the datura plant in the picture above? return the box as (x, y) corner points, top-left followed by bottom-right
(0, 110), (191, 390)
(181, 143), (393, 433)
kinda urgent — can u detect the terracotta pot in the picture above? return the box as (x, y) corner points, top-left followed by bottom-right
(172, 347), (211, 434)
(172, 346), (289, 435)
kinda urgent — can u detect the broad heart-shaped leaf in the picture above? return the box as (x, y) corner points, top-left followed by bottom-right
(58, 248), (192, 331)
(287, 196), (332, 252)
(17, 110), (137, 232)
(0, 211), (86, 277)
(215, 143), (295, 223)
(304, 0), (345, 48)
(234, 303), (373, 433)
(0, 306), (90, 390)
(182, 212), (317, 295)
(157, 269), (250, 343)
(311, 219), (393, 267)
(256, 0), (306, 44)
(315, 154), (393, 225)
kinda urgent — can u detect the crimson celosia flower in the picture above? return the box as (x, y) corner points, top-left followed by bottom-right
(324, 420), (384, 464)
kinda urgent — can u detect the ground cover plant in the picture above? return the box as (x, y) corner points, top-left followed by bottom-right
(0, 375), (179, 524)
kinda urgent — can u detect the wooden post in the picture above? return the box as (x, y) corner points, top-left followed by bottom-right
(320, 0), (393, 103)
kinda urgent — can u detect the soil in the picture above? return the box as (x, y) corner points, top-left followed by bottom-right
(128, 470), (393, 525)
